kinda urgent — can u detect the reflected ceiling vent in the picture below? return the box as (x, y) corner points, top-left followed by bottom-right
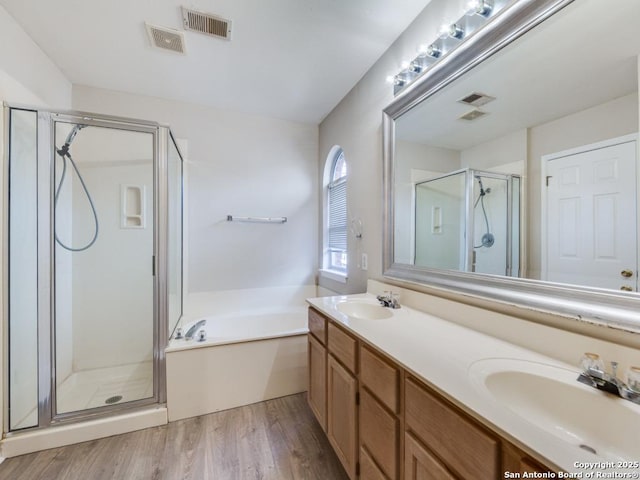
(459, 109), (488, 121)
(182, 7), (232, 40)
(145, 23), (186, 54)
(457, 92), (495, 107)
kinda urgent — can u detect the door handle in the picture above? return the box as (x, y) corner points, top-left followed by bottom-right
(621, 269), (634, 278)
(620, 286), (633, 292)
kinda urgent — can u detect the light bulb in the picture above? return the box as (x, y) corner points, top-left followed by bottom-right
(448, 23), (464, 39)
(425, 44), (441, 58)
(409, 60), (422, 73)
(467, 0), (493, 17)
(393, 75), (406, 87)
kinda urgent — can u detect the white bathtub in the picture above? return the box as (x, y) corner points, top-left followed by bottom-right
(166, 307), (307, 351)
(165, 300), (311, 422)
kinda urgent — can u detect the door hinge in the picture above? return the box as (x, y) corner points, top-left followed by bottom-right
(355, 391), (360, 405)
(546, 175), (552, 187)
(152, 255), (156, 276)
(356, 462), (360, 476)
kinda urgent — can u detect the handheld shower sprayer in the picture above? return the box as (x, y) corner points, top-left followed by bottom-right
(473, 175), (494, 248)
(57, 124), (87, 156)
(54, 123), (99, 252)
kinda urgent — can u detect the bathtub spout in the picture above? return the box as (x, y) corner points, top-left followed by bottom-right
(185, 319), (207, 340)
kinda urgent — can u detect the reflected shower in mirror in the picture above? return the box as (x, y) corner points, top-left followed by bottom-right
(389, 0), (640, 295)
(410, 169), (520, 276)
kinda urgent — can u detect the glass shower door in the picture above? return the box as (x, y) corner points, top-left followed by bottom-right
(414, 171), (466, 269)
(53, 120), (156, 415)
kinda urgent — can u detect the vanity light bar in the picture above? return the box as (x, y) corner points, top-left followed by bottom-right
(389, 0), (509, 95)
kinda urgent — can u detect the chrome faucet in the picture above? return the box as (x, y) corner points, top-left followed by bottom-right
(185, 319), (207, 340)
(577, 355), (640, 405)
(376, 291), (401, 309)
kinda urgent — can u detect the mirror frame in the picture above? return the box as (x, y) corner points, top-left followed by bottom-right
(382, 0), (640, 333)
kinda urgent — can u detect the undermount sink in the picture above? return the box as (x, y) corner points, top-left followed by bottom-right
(336, 300), (393, 320)
(468, 358), (640, 461)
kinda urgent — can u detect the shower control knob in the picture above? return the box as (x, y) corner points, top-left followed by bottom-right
(621, 269), (634, 278)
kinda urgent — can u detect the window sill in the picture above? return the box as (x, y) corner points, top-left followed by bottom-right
(319, 269), (348, 284)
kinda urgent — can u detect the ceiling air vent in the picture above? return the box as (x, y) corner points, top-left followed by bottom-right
(459, 109), (488, 121)
(182, 7), (232, 40)
(145, 23), (186, 54)
(457, 92), (495, 107)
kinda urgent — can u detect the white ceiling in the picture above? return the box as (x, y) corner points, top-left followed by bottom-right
(396, 0), (640, 150)
(0, 0), (433, 124)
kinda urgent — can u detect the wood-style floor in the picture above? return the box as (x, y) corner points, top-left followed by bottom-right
(0, 393), (348, 480)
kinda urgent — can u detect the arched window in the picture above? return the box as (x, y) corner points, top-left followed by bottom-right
(326, 148), (347, 274)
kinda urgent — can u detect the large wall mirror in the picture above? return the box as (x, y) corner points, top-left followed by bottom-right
(383, 0), (640, 332)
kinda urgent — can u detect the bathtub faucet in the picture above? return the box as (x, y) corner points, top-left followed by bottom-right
(185, 319), (207, 340)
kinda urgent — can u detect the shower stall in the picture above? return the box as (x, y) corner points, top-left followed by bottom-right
(414, 168), (521, 276)
(4, 105), (183, 432)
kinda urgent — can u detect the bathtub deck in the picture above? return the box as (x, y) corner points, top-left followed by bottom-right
(0, 393), (348, 480)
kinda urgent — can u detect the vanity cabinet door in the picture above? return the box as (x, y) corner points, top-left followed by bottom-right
(360, 388), (399, 479)
(308, 333), (327, 430)
(502, 442), (553, 477)
(327, 354), (358, 480)
(404, 433), (456, 480)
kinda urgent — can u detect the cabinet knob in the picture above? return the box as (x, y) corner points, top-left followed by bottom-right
(621, 269), (634, 278)
(620, 286), (633, 292)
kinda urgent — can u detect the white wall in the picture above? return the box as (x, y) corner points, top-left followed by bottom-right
(72, 85), (319, 296)
(0, 5), (71, 108)
(318, 0), (469, 294)
(318, 0), (639, 297)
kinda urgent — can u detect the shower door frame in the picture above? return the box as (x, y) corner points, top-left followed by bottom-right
(3, 104), (172, 432)
(413, 168), (522, 276)
(465, 169), (520, 277)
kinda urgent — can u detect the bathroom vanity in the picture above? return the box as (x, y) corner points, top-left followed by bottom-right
(307, 293), (640, 479)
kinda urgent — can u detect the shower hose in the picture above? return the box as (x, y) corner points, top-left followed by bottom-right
(473, 187), (494, 249)
(54, 145), (99, 251)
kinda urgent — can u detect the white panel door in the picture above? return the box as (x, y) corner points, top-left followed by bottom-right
(545, 139), (637, 291)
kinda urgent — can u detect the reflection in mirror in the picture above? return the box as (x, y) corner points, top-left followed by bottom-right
(411, 168), (520, 276)
(390, 0), (639, 296)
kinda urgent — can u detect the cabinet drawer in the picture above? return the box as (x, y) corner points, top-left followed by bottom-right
(360, 345), (400, 413)
(360, 388), (399, 479)
(405, 378), (499, 480)
(328, 323), (357, 373)
(308, 308), (327, 345)
(404, 432), (456, 480)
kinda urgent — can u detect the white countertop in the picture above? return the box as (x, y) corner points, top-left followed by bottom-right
(307, 293), (640, 475)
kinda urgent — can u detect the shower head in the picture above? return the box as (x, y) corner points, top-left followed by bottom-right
(474, 176), (492, 196)
(64, 124), (87, 146)
(57, 124), (87, 157)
